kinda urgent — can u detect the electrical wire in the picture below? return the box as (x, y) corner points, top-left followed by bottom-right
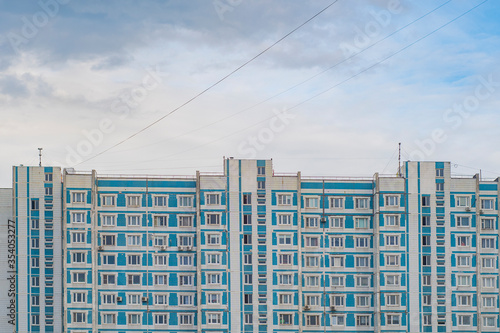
(127, 0), (490, 164)
(73, 0), (342, 167)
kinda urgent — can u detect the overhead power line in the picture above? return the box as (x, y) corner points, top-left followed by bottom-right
(73, 0), (341, 167)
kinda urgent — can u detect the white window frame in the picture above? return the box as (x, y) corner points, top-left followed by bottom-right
(278, 194), (292, 206)
(206, 193), (221, 205)
(304, 196), (319, 209)
(355, 198), (369, 209)
(154, 195), (168, 207)
(101, 195), (116, 207)
(385, 195), (399, 207)
(126, 195), (141, 207)
(330, 197), (344, 209)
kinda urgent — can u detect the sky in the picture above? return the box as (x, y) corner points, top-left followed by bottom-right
(0, 0), (499, 187)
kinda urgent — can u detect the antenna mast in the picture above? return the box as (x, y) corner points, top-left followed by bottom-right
(398, 143), (401, 177)
(38, 148), (43, 167)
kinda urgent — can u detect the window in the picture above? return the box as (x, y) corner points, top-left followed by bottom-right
(422, 215), (430, 226)
(386, 215), (399, 227)
(457, 275), (471, 287)
(207, 312), (221, 324)
(102, 254), (116, 265)
(482, 199), (495, 210)
(72, 232), (85, 243)
(387, 314), (400, 325)
(278, 194), (292, 205)
(206, 213), (220, 225)
(482, 238), (495, 249)
(278, 214), (292, 225)
(458, 315), (471, 326)
(73, 272), (86, 283)
(102, 313), (116, 325)
(422, 255), (431, 266)
(436, 183), (444, 191)
(154, 195), (168, 207)
(385, 235), (399, 246)
(422, 235), (430, 246)
(279, 313), (293, 325)
(356, 315), (370, 327)
(278, 234), (292, 245)
(242, 193), (251, 205)
(386, 274), (400, 286)
(456, 196), (470, 207)
(102, 294), (116, 304)
(482, 296), (495, 307)
(331, 236), (343, 248)
(102, 215), (116, 226)
(331, 275), (344, 287)
(102, 235), (115, 246)
(457, 255), (470, 267)
(154, 274), (169, 285)
(257, 180), (265, 190)
(483, 316), (496, 328)
(127, 215), (141, 226)
(456, 236), (470, 247)
(179, 215), (193, 227)
(179, 235), (193, 246)
(331, 295), (344, 307)
(483, 276), (496, 288)
(102, 195), (115, 207)
(32, 276), (39, 286)
(30, 199), (39, 211)
(206, 193), (220, 205)
(331, 315), (345, 326)
(355, 217), (369, 229)
(482, 218), (495, 230)
(456, 216), (470, 227)
(423, 314), (431, 325)
(154, 215), (168, 227)
(32, 295), (40, 306)
(244, 293), (253, 304)
(128, 274), (141, 285)
(127, 195), (141, 207)
(128, 235), (141, 246)
(305, 256), (319, 267)
(45, 187), (53, 195)
(72, 192), (85, 203)
(128, 294), (141, 305)
(207, 253), (221, 264)
(31, 238), (39, 248)
(179, 294), (194, 306)
(243, 234), (252, 245)
(279, 254), (292, 265)
(436, 168), (444, 177)
(72, 252), (86, 263)
(356, 256), (370, 268)
(179, 313), (194, 325)
(257, 166), (265, 175)
(207, 273), (221, 285)
(457, 294), (471, 306)
(128, 255), (141, 266)
(356, 237), (369, 248)
(155, 314), (168, 325)
(279, 293), (292, 305)
(385, 195), (399, 206)
(328, 197), (344, 210)
(356, 198), (369, 209)
(356, 276), (370, 287)
(305, 217), (319, 228)
(31, 219), (39, 229)
(305, 197), (319, 208)
(386, 294), (400, 306)
(128, 314), (141, 325)
(102, 274), (116, 285)
(72, 292), (86, 304)
(244, 254), (252, 264)
(243, 214), (251, 225)
(244, 274), (252, 284)
(179, 255), (193, 266)
(330, 256), (344, 268)
(305, 236), (319, 248)
(207, 233), (220, 245)
(72, 312), (86, 323)
(482, 257), (495, 268)
(179, 274), (193, 286)
(45, 173), (53, 182)
(72, 212), (85, 223)
(279, 274), (292, 285)
(245, 313), (253, 324)
(331, 217), (344, 228)
(179, 195), (193, 207)
(386, 255), (399, 266)
(306, 314), (320, 326)
(421, 196), (430, 207)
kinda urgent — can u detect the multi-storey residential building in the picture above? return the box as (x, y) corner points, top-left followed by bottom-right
(3, 158), (500, 333)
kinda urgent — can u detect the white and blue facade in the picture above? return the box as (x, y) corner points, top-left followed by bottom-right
(6, 159), (500, 332)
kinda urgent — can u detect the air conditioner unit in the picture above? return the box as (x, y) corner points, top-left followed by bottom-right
(160, 246), (167, 251)
(465, 207), (471, 212)
(186, 246), (192, 251)
(141, 297), (148, 302)
(480, 210), (484, 214)
(303, 305), (310, 311)
(330, 306), (336, 311)
(97, 246), (104, 251)
(116, 296), (122, 302)
(178, 246), (184, 251)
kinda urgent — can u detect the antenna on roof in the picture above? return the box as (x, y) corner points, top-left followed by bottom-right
(38, 148), (43, 167)
(398, 143), (401, 177)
